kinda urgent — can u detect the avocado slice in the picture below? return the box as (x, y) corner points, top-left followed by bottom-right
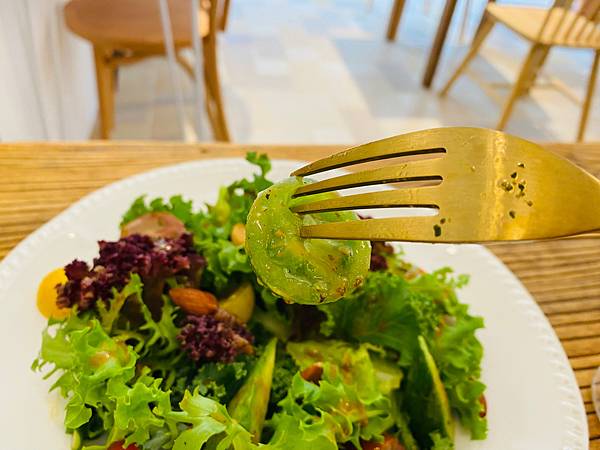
(403, 335), (454, 448)
(390, 392), (420, 450)
(228, 338), (277, 442)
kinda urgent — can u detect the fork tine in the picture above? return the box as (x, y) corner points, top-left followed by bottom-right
(293, 159), (444, 198)
(300, 216), (446, 242)
(290, 128), (458, 177)
(291, 188), (440, 215)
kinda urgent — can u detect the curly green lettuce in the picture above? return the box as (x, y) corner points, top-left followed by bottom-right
(272, 341), (399, 448)
(318, 269), (487, 441)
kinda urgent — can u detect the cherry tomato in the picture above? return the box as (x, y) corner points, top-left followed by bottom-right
(108, 441), (139, 450)
(36, 268), (70, 319)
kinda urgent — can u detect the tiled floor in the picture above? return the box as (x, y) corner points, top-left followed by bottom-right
(112, 0), (600, 144)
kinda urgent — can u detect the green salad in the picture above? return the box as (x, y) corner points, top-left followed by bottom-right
(33, 153), (486, 450)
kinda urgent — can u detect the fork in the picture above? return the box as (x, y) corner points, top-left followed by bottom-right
(290, 127), (600, 243)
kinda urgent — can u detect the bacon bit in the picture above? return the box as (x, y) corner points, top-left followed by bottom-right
(301, 362), (324, 384)
(169, 287), (218, 315)
(479, 394), (487, 418)
(361, 434), (406, 450)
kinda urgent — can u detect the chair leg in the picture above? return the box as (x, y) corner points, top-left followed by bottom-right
(93, 46), (115, 139)
(439, 12), (495, 97)
(519, 46), (550, 97)
(497, 44), (546, 130)
(175, 52), (194, 78)
(578, 49), (600, 142)
(203, 39), (230, 141)
(386, 0), (407, 42)
(220, 0), (231, 31)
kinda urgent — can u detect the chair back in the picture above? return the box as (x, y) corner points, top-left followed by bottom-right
(537, 0), (600, 46)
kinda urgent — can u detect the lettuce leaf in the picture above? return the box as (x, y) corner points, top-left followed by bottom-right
(272, 341), (396, 448)
(167, 390), (258, 450)
(121, 195), (196, 229)
(318, 269), (487, 441)
(318, 272), (441, 367)
(433, 315), (486, 439)
(286, 340), (402, 397)
(33, 315), (137, 434)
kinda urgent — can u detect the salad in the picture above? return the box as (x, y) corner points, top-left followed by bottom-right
(33, 153), (487, 450)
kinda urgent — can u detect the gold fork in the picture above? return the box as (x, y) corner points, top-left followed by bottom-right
(290, 127), (600, 243)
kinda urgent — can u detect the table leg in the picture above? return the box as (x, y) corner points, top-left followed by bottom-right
(386, 0), (407, 42)
(422, 0), (458, 88)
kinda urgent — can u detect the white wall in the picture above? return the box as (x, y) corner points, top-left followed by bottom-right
(0, 0), (97, 140)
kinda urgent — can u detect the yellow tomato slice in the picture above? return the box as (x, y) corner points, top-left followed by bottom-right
(37, 268), (71, 319)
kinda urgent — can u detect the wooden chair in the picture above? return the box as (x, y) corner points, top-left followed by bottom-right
(64, 0), (230, 141)
(440, 0), (600, 141)
(219, 0), (231, 31)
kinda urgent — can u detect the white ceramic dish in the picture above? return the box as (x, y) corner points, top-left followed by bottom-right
(0, 158), (587, 449)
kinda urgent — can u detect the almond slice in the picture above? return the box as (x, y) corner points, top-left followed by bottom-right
(169, 287), (218, 315)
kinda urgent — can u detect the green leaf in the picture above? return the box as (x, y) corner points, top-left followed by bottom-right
(173, 418), (227, 450)
(180, 358), (254, 405)
(430, 432), (454, 450)
(433, 314), (487, 440)
(286, 340), (402, 398)
(273, 341), (396, 447)
(137, 294), (181, 357)
(167, 390), (258, 450)
(112, 376), (172, 446)
(318, 272), (439, 366)
(65, 393), (92, 429)
(266, 412), (337, 450)
(97, 274), (144, 333)
(389, 394), (419, 450)
(403, 336), (454, 449)
(120, 196), (153, 226)
(120, 195), (195, 227)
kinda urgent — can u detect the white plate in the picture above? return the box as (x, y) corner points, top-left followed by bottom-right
(0, 159), (588, 450)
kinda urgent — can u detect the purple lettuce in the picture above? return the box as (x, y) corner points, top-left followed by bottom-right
(178, 310), (254, 363)
(57, 233), (205, 311)
(369, 241), (394, 271)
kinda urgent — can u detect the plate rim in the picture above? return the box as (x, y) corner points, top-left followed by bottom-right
(0, 157), (589, 448)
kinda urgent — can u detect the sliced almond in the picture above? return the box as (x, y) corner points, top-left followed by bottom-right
(169, 287), (218, 316)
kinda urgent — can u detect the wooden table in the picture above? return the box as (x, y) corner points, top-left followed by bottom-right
(1, 141), (599, 447)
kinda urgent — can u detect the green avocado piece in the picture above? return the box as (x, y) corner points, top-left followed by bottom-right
(390, 393), (420, 450)
(403, 336), (454, 448)
(246, 177), (371, 305)
(228, 338), (277, 442)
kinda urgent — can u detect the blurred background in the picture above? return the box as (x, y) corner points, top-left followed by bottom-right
(0, 0), (598, 143)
